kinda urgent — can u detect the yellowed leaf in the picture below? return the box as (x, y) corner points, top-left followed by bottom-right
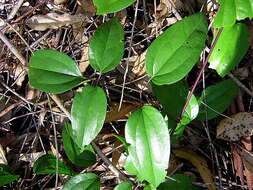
(217, 112), (253, 141)
(173, 148), (217, 190)
(26, 13), (85, 31)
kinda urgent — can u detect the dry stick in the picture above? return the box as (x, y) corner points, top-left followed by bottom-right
(228, 72), (253, 98)
(119, 0), (139, 111)
(168, 0), (182, 20)
(171, 27), (224, 136)
(47, 95), (59, 189)
(50, 94), (129, 181)
(7, 0), (24, 20)
(0, 101), (23, 117)
(0, 31), (28, 69)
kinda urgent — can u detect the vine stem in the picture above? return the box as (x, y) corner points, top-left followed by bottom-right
(171, 27), (224, 135)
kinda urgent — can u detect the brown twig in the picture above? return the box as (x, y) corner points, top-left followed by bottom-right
(0, 31), (28, 69)
(0, 101), (23, 117)
(228, 72), (253, 98)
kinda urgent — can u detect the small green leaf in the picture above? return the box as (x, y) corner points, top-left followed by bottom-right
(114, 181), (132, 190)
(28, 50), (84, 94)
(89, 17), (124, 73)
(33, 154), (74, 176)
(152, 80), (199, 141)
(0, 164), (19, 187)
(214, 0), (253, 28)
(158, 174), (200, 190)
(62, 173), (100, 190)
(71, 86), (107, 149)
(62, 123), (96, 167)
(125, 106), (170, 188)
(197, 79), (238, 121)
(209, 23), (250, 77)
(146, 13), (208, 85)
(93, 0), (136, 15)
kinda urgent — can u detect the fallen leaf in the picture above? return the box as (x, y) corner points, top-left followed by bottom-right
(105, 102), (142, 123)
(216, 112), (253, 141)
(77, 0), (97, 16)
(0, 144), (7, 164)
(79, 44), (90, 72)
(173, 148), (217, 190)
(26, 13), (85, 31)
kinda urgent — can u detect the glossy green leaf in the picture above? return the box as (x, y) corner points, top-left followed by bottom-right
(93, 0), (136, 15)
(197, 79), (238, 121)
(33, 154), (74, 176)
(89, 17), (124, 73)
(0, 164), (20, 187)
(62, 123), (96, 167)
(214, 0), (253, 28)
(152, 80), (199, 124)
(158, 174), (200, 190)
(114, 181), (132, 190)
(62, 173), (100, 190)
(71, 86), (107, 149)
(125, 106), (170, 188)
(146, 13), (208, 85)
(209, 23), (250, 77)
(28, 50), (84, 94)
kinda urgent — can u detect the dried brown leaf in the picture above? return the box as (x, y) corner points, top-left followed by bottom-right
(26, 13), (85, 31)
(0, 144), (7, 164)
(173, 148), (217, 190)
(105, 102), (141, 123)
(217, 112), (253, 141)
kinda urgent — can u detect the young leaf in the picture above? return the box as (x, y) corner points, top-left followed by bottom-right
(93, 0), (136, 15)
(213, 0), (253, 28)
(125, 106), (170, 188)
(71, 86), (107, 149)
(209, 23), (250, 77)
(89, 17), (124, 73)
(33, 154), (74, 176)
(62, 123), (96, 167)
(158, 174), (200, 190)
(197, 79), (238, 121)
(62, 173), (100, 190)
(145, 13), (208, 85)
(0, 164), (20, 187)
(114, 181), (132, 190)
(28, 50), (84, 94)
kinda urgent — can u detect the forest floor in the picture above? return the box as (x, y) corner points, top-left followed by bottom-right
(0, 0), (253, 189)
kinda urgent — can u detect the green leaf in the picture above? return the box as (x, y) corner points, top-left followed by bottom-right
(158, 174), (200, 190)
(209, 23), (250, 77)
(213, 0), (253, 28)
(33, 154), (74, 176)
(62, 173), (100, 190)
(197, 79), (238, 121)
(62, 123), (96, 167)
(93, 0), (136, 15)
(152, 79), (199, 125)
(28, 50), (84, 94)
(125, 106), (170, 188)
(114, 181), (132, 190)
(146, 13), (208, 85)
(89, 17), (124, 73)
(71, 86), (107, 149)
(0, 164), (20, 187)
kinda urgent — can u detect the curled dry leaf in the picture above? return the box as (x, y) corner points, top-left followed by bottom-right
(0, 144), (7, 164)
(26, 13), (85, 31)
(216, 112), (253, 141)
(105, 102), (142, 123)
(173, 148), (217, 190)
